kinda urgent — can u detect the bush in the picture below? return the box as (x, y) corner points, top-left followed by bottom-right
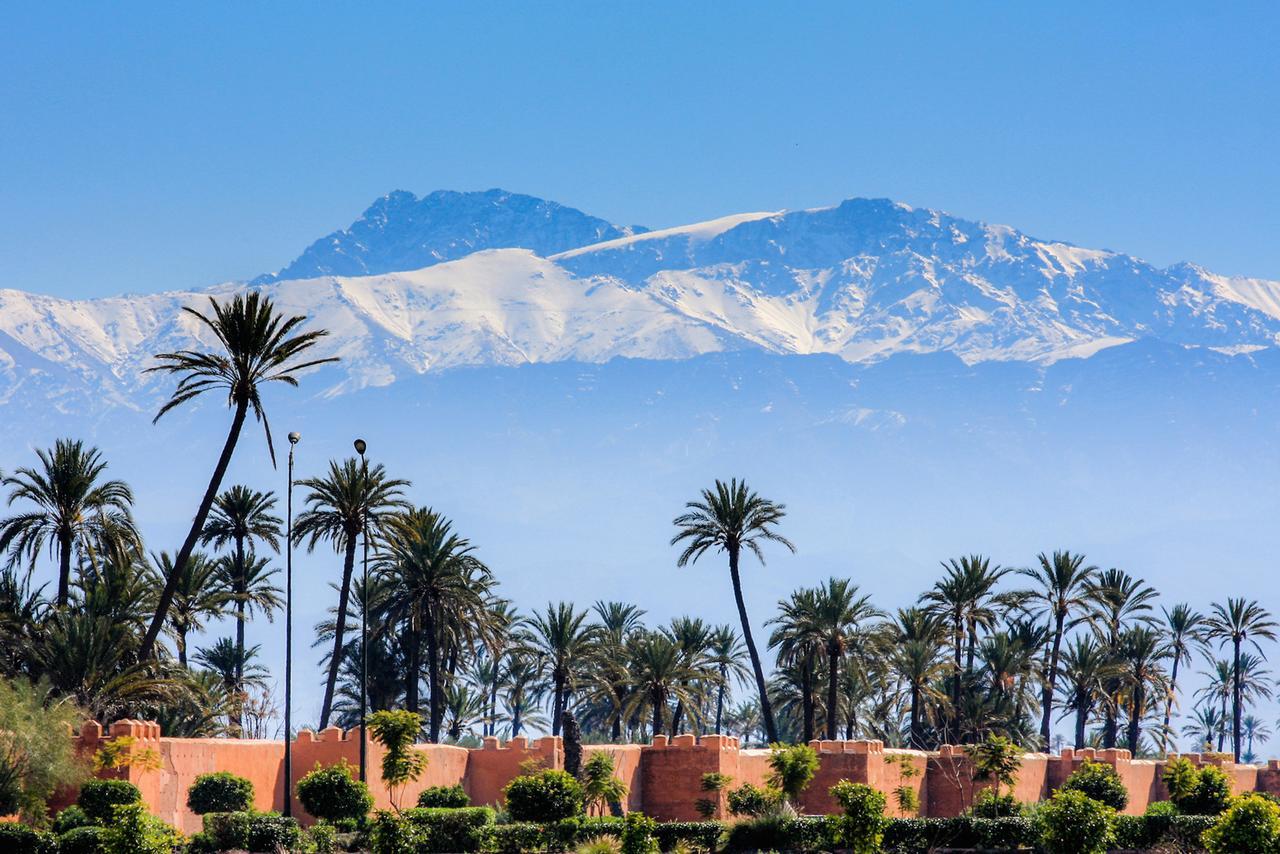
(621, 812), (656, 854)
(416, 784), (470, 808)
(881, 816), (1036, 852)
(403, 806), (496, 852)
(1036, 789), (1115, 854)
(52, 804), (91, 834)
(1204, 794), (1280, 854)
(1180, 765), (1236, 816)
(725, 782), (781, 817)
(104, 802), (182, 854)
(0, 823), (53, 854)
(370, 809), (416, 854)
(1061, 760), (1129, 811)
(0, 678), (89, 823)
(651, 820), (721, 853)
(766, 743), (819, 802)
(56, 825), (109, 854)
(202, 810), (303, 853)
(1146, 799), (1179, 817)
(968, 788), (1022, 817)
(830, 780), (887, 853)
(480, 821), (545, 854)
(722, 815), (838, 853)
(309, 821), (339, 854)
(297, 761), (374, 824)
(503, 769), (585, 822)
(575, 837), (621, 854)
(77, 779), (141, 824)
(187, 770), (255, 814)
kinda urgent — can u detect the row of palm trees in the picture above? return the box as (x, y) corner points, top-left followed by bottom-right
(0, 292), (1272, 764)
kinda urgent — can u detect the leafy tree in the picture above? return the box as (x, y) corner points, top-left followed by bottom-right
(672, 478), (795, 743)
(1061, 760), (1128, 811)
(966, 734), (1022, 806)
(368, 709), (427, 810)
(580, 751), (628, 816)
(0, 677), (87, 823)
(767, 742), (819, 803)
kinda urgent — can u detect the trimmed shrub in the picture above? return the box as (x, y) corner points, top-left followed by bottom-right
(187, 770), (255, 814)
(1061, 760), (1129, 811)
(1036, 789), (1115, 854)
(202, 810), (304, 853)
(480, 821), (545, 854)
(57, 825), (109, 854)
(651, 820), (721, 853)
(52, 804), (92, 834)
(0, 823), (53, 854)
(416, 784), (470, 809)
(1204, 794), (1280, 854)
(77, 779), (141, 824)
(297, 761), (374, 824)
(968, 788), (1022, 817)
(503, 769), (585, 822)
(725, 782), (781, 817)
(621, 812), (657, 854)
(830, 781), (887, 853)
(1180, 765), (1236, 816)
(403, 806), (496, 852)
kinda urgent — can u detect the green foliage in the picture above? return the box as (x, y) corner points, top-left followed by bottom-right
(965, 734), (1023, 801)
(1061, 760), (1129, 811)
(1204, 794), (1280, 854)
(1164, 757), (1200, 802)
(1177, 764), (1235, 816)
(370, 809), (416, 854)
(52, 804), (91, 834)
(829, 780), (887, 853)
(56, 824), (109, 854)
(1035, 789), (1116, 854)
(968, 788), (1022, 818)
(574, 836), (621, 854)
(0, 678), (88, 824)
(580, 752), (627, 816)
(766, 742), (819, 801)
(722, 814), (840, 853)
(503, 769), (585, 822)
(651, 820), (722, 853)
(0, 822), (53, 854)
(881, 816), (1036, 851)
(296, 761), (373, 823)
(368, 710), (427, 810)
(620, 811), (657, 854)
(77, 779), (141, 824)
(479, 821), (545, 854)
(200, 810), (303, 853)
(416, 784), (470, 808)
(402, 806), (496, 852)
(725, 782), (781, 817)
(187, 770), (255, 814)
(308, 821), (339, 854)
(104, 802), (183, 854)
(1145, 799), (1179, 817)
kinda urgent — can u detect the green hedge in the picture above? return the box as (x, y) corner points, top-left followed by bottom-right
(76, 779), (142, 824)
(55, 825), (109, 854)
(652, 820), (724, 851)
(403, 806), (497, 852)
(0, 823), (52, 854)
(1112, 813), (1217, 850)
(881, 815), (1035, 851)
(199, 810), (304, 853)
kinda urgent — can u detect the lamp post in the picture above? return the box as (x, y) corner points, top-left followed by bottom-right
(354, 437), (368, 784)
(284, 431), (299, 817)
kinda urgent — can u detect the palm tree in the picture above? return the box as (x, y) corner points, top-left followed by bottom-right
(889, 607), (948, 747)
(293, 458), (409, 728)
(707, 624), (749, 735)
(0, 439), (139, 607)
(200, 485), (282, 690)
(194, 637), (269, 734)
(592, 600), (646, 740)
(808, 578), (881, 740)
(213, 550), (282, 727)
(1119, 626), (1169, 754)
(1159, 604), (1206, 755)
(1057, 635), (1117, 749)
(140, 292), (336, 661)
(154, 551), (228, 668)
(530, 602), (596, 736)
(625, 630), (713, 737)
(672, 478), (795, 743)
(769, 587), (822, 742)
(1087, 568), (1158, 748)
(378, 507), (492, 741)
(502, 651), (548, 738)
(1204, 598), (1278, 761)
(665, 616), (714, 735)
(1242, 715), (1271, 763)
(1018, 551), (1097, 747)
(1184, 705), (1225, 752)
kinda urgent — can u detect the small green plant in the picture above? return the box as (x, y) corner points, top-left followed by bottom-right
(726, 781), (782, 816)
(969, 788), (1022, 817)
(767, 742), (820, 803)
(369, 809), (415, 853)
(1036, 788), (1116, 854)
(1163, 757), (1199, 802)
(696, 772), (732, 818)
(308, 821), (338, 854)
(77, 779), (142, 824)
(885, 753), (921, 815)
(1145, 799), (1178, 817)
(368, 709), (427, 811)
(966, 734), (1023, 807)
(1204, 793), (1280, 854)
(830, 780), (887, 854)
(56, 824), (110, 854)
(187, 770), (255, 814)
(104, 802), (182, 854)
(417, 782), (470, 808)
(621, 810), (657, 854)
(53, 804), (92, 834)
(581, 752), (628, 816)
(503, 769), (585, 822)
(575, 835), (623, 854)
(296, 760), (374, 824)
(1062, 760), (1129, 811)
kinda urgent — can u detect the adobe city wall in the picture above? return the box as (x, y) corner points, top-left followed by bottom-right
(54, 721), (1280, 832)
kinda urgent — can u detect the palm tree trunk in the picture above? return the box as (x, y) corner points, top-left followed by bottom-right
(1075, 704), (1087, 749)
(715, 669), (726, 735)
(140, 399), (249, 661)
(671, 699), (685, 736)
(405, 618), (420, 715)
(318, 534), (358, 729)
(1127, 682), (1143, 754)
(1218, 691), (1227, 752)
(1040, 612), (1065, 746)
(177, 630), (187, 669)
(233, 538), (246, 736)
(909, 683), (921, 748)
(551, 674), (565, 737)
(1232, 640), (1243, 761)
(56, 527), (72, 608)
(1162, 655), (1181, 755)
(728, 546), (777, 743)
(801, 650), (815, 742)
(951, 615), (963, 738)
(826, 644), (840, 740)
(512, 699), (522, 738)
(425, 605), (443, 742)
(652, 687), (665, 737)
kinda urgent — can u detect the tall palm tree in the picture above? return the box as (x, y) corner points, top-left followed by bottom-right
(625, 630), (713, 737)
(293, 458), (409, 728)
(502, 651), (548, 738)
(672, 478), (795, 743)
(378, 507), (492, 741)
(769, 587), (822, 742)
(1119, 626), (1169, 754)
(707, 624), (749, 735)
(1057, 635), (1117, 749)
(141, 292), (336, 661)
(200, 485), (282, 690)
(807, 577), (881, 739)
(1204, 598), (1277, 761)
(1159, 604), (1206, 755)
(1242, 715), (1271, 763)
(0, 439), (140, 607)
(665, 616), (714, 735)
(154, 551), (228, 668)
(1184, 705), (1226, 752)
(1018, 551), (1097, 747)
(888, 607), (948, 747)
(1086, 568), (1158, 748)
(194, 637), (269, 734)
(530, 601), (596, 736)
(213, 550), (282, 722)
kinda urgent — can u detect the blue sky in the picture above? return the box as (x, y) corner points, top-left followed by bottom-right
(2, 3), (1278, 299)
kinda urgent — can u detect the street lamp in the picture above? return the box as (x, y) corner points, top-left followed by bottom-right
(354, 438), (369, 784)
(284, 431), (300, 817)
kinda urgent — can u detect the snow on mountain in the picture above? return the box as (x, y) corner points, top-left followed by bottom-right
(3, 192), (1279, 413)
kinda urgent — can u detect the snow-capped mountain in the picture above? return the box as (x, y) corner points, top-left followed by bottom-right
(3, 191), (1280, 413)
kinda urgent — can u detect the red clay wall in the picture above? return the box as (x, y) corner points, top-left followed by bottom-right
(52, 723), (1273, 830)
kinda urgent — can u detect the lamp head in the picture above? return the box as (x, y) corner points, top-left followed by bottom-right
(353, 438), (367, 456)
(288, 432), (301, 445)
